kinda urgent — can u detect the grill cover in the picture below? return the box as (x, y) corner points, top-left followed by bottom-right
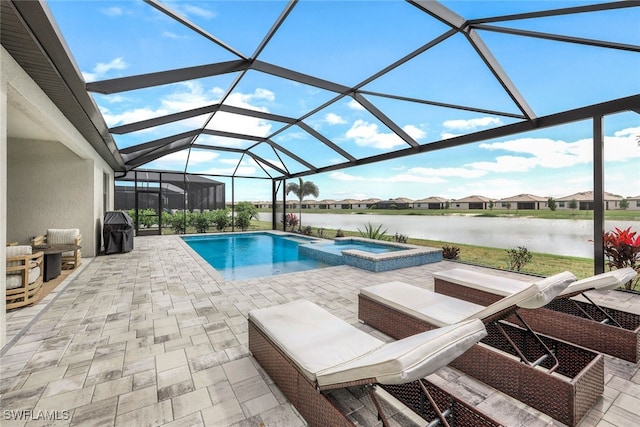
(103, 211), (134, 254)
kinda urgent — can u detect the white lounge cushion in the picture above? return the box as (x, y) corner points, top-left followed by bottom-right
(249, 300), (382, 381)
(362, 282), (487, 327)
(249, 299), (486, 387)
(433, 269), (528, 296)
(563, 267), (638, 294)
(317, 318), (486, 386)
(518, 271), (576, 309)
(434, 267), (635, 300)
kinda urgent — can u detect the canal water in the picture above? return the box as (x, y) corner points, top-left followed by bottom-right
(259, 212), (639, 259)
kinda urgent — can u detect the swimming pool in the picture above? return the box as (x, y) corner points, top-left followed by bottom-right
(184, 232), (443, 280)
(182, 232), (326, 281)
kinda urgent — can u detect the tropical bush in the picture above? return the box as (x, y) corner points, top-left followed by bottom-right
(235, 211), (253, 231)
(442, 244), (460, 260)
(358, 222), (388, 240)
(603, 226), (640, 290)
(282, 213), (298, 231)
(393, 232), (408, 243)
(506, 246), (533, 271)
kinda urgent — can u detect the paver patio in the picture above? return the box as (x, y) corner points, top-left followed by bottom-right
(2, 235), (639, 426)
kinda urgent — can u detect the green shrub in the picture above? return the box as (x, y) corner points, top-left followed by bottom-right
(211, 209), (231, 231)
(235, 211), (252, 231)
(191, 213), (210, 233)
(168, 212), (187, 234)
(506, 246), (533, 271)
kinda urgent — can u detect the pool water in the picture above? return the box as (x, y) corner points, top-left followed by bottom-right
(182, 233), (327, 281)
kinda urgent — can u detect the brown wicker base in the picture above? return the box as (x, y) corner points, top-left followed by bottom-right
(248, 319), (503, 427)
(359, 294), (604, 427)
(435, 278), (640, 363)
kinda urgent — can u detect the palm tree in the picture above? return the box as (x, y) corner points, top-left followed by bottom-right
(286, 178), (319, 231)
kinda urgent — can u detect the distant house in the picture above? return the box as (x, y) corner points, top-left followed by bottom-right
(374, 197), (415, 209)
(452, 195), (493, 210)
(626, 195), (640, 211)
(556, 191), (624, 210)
(495, 194), (548, 210)
(413, 196), (450, 210)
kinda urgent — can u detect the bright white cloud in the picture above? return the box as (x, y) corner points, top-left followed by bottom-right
(403, 124), (426, 141)
(347, 99), (365, 111)
(345, 120), (406, 150)
(466, 155), (540, 173)
(182, 4), (217, 19)
(329, 170), (446, 184)
(100, 7), (122, 17)
(162, 31), (186, 40)
(407, 166), (486, 179)
(325, 113), (346, 125)
(83, 57), (127, 82)
(443, 117), (502, 130)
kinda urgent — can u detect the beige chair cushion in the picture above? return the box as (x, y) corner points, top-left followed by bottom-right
(47, 229), (79, 245)
(6, 245), (40, 289)
(6, 267), (41, 290)
(518, 271), (576, 309)
(6, 245), (33, 274)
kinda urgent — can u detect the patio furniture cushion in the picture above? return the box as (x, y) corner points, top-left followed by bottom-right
(6, 246), (41, 290)
(361, 282), (487, 327)
(433, 268), (633, 300)
(46, 228), (80, 257)
(516, 271), (577, 309)
(248, 299), (486, 387)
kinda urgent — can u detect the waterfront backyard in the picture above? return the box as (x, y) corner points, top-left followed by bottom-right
(1, 235), (639, 426)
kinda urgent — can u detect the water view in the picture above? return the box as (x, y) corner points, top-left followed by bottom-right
(260, 213), (639, 259)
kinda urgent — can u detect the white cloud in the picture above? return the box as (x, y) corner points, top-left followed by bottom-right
(443, 117), (502, 131)
(162, 31), (187, 40)
(347, 99), (365, 111)
(403, 124), (426, 141)
(325, 113), (346, 125)
(329, 170), (446, 185)
(100, 7), (123, 17)
(407, 166), (486, 179)
(181, 4), (217, 19)
(345, 120), (407, 150)
(466, 155), (540, 173)
(83, 57), (128, 82)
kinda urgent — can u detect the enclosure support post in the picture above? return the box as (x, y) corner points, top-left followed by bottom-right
(231, 177), (235, 232)
(272, 180), (277, 230)
(593, 115), (605, 275)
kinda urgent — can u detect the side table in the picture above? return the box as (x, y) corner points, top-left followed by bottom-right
(32, 244), (81, 282)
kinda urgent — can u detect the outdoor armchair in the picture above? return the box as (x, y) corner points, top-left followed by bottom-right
(6, 245), (44, 310)
(32, 228), (82, 270)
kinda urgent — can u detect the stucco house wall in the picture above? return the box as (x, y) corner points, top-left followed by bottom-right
(1, 46), (115, 347)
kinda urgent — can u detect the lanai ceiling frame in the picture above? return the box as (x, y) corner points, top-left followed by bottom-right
(84, 0), (639, 183)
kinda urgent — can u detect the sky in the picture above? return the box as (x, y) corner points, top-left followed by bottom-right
(47, 0), (640, 202)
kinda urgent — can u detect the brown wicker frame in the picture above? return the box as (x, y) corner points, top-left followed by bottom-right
(6, 251), (44, 310)
(359, 293), (604, 427)
(248, 319), (503, 427)
(435, 278), (640, 363)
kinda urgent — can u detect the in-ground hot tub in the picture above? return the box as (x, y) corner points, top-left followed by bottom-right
(298, 237), (442, 272)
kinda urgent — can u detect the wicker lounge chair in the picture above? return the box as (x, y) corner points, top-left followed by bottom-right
(359, 272), (604, 427)
(249, 300), (503, 427)
(433, 267), (640, 362)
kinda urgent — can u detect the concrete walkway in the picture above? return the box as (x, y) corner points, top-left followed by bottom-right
(1, 235), (639, 426)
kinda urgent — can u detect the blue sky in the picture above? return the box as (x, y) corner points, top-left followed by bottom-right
(47, 1), (639, 201)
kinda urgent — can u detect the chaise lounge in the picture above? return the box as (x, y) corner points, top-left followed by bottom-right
(248, 299), (502, 427)
(433, 267), (640, 362)
(358, 272), (604, 427)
